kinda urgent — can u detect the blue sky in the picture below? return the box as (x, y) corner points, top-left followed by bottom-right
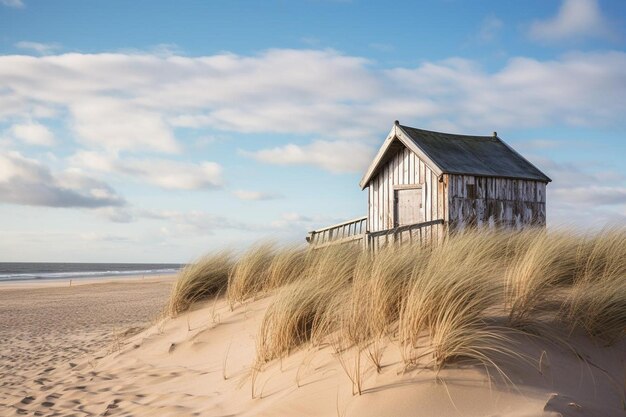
(0, 0), (625, 262)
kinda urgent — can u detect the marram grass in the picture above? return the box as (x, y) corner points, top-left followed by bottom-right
(168, 251), (233, 316)
(167, 226), (626, 383)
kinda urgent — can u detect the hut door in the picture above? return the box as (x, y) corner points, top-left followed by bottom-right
(394, 188), (423, 227)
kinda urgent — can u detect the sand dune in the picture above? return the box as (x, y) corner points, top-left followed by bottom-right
(3, 230), (626, 417)
(3, 286), (624, 416)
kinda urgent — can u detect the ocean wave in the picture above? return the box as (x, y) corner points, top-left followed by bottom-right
(0, 268), (181, 282)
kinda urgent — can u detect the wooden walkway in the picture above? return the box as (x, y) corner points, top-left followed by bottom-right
(307, 217), (444, 250)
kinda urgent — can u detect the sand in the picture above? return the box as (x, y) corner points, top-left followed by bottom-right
(0, 276), (175, 416)
(1, 277), (625, 417)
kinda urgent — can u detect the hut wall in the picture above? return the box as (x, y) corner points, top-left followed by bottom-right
(367, 145), (447, 232)
(446, 175), (546, 231)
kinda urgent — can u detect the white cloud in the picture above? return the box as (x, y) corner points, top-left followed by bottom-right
(269, 212), (345, 233)
(79, 232), (131, 242)
(529, 156), (626, 226)
(552, 186), (626, 206)
(95, 207), (135, 223)
(124, 159), (222, 190)
(0, 150), (125, 208)
(270, 212), (315, 229)
(0, 48), (625, 174)
(478, 15), (503, 42)
(1, 50), (625, 145)
(387, 52), (626, 129)
(9, 121), (55, 146)
(245, 139), (375, 173)
(69, 98), (179, 153)
(15, 41), (61, 55)
(232, 190), (282, 201)
(69, 151), (223, 190)
(528, 0), (614, 42)
(138, 209), (262, 234)
(1, 0), (23, 7)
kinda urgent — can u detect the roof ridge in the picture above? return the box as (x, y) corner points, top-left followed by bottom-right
(360, 121), (552, 188)
(399, 124), (494, 140)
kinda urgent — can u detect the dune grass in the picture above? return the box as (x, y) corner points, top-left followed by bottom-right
(168, 251), (234, 316)
(561, 228), (626, 342)
(256, 245), (361, 362)
(167, 226), (626, 390)
(398, 231), (511, 369)
(227, 243), (277, 306)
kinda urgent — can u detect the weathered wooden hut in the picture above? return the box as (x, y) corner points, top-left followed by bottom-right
(307, 121), (551, 248)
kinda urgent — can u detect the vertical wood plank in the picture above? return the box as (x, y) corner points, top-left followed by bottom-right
(367, 187), (370, 233)
(378, 173), (383, 232)
(438, 175), (444, 222)
(424, 168), (433, 222)
(377, 173), (383, 232)
(431, 171), (438, 220)
(403, 149), (410, 184)
(371, 176), (377, 232)
(385, 158), (390, 229)
(383, 164), (388, 229)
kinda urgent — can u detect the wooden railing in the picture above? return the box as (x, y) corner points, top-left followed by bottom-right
(368, 219), (444, 250)
(307, 217), (445, 250)
(306, 216), (367, 248)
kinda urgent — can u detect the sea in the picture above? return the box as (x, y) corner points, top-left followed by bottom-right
(0, 262), (185, 283)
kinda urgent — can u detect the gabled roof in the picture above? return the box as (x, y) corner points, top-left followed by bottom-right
(359, 122), (551, 189)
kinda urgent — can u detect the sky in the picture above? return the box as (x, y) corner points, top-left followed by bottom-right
(0, 0), (625, 263)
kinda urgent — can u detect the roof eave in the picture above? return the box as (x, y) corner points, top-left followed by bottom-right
(359, 123), (445, 190)
(395, 125), (444, 177)
(494, 135), (552, 183)
(441, 171), (552, 183)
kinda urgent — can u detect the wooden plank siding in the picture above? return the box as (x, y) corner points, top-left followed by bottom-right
(367, 143), (446, 233)
(447, 174), (546, 230)
(365, 141), (546, 238)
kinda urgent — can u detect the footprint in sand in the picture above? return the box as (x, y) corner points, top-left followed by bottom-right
(20, 395), (35, 404)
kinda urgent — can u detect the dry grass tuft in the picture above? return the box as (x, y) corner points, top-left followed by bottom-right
(264, 245), (310, 290)
(561, 227), (626, 342)
(256, 245), (361, 363)
(227, 243), (276, 306)
(168, 251), (233, 316)
(399, 230), (511, 369)
(167, 226), (626, 391)
(505, 229), (583, 326)
(346, 244), (422, 345)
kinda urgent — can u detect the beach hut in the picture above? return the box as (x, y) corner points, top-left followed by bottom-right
(307, 121), (551, 248)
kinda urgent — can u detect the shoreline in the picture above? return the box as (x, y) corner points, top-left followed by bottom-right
(0, 273), (178, 290)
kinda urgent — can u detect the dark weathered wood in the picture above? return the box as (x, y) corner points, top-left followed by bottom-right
(447, 175), (546, 230)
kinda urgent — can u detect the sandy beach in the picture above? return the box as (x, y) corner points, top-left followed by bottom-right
(2, 287), (624, 417)
(0, 276), (175, 415)
(1, 256), (624, 417)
